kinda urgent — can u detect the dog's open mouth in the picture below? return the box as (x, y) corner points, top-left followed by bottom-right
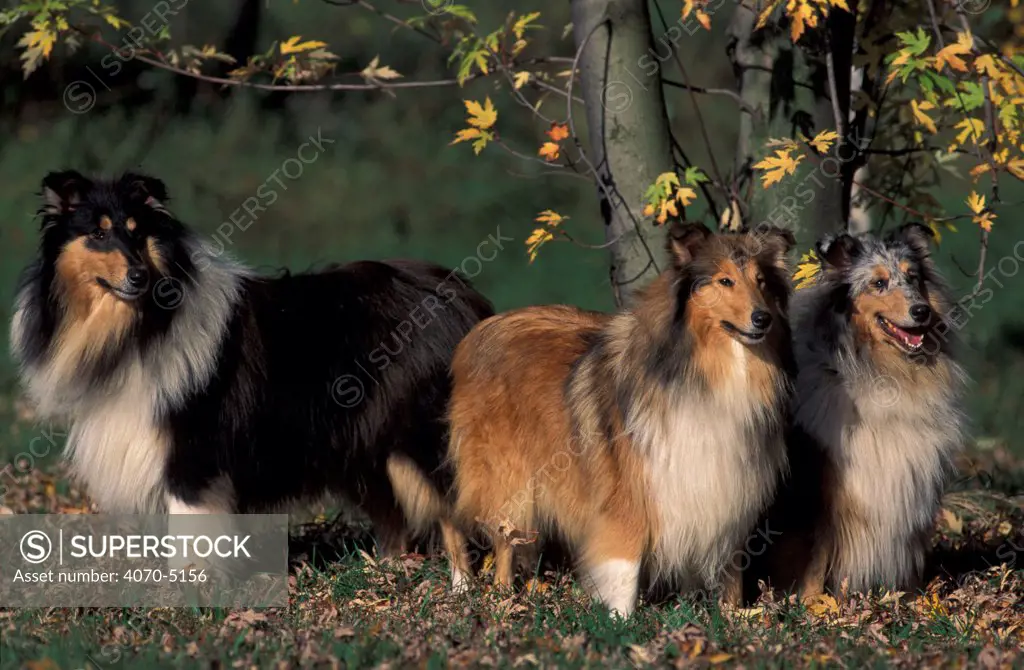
(721, 320), (767, 344)
(876, 315), (926, 352)
(96, 277), (144, 302)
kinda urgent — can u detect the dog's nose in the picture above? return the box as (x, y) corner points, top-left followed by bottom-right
(751, 310), (772, 330)
(910, 303), (932, 323)
(126, 266), (149, 289)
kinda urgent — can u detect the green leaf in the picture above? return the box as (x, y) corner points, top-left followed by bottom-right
(443, 5), (478, 23)
(683, 166), (709, 186)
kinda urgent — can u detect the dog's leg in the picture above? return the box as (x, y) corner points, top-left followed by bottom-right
(580, 514), (644, 617)
(798, 534), (830, 600)
(721, 555), (743, 607)
(164, 480), (236, 577)
(441, 519), (471, 593)
(493, 535), (515, 589)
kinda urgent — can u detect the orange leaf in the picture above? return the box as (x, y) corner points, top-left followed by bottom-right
(538, 142), (561, 161)
(546, 122), (570, 142)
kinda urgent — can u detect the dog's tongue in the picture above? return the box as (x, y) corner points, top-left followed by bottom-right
(892, 324), (923, 347)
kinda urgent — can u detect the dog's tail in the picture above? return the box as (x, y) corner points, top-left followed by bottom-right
(385, 453), (446, 535)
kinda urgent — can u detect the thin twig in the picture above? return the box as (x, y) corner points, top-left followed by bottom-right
(661, 79), (755, 115)
(651, 0), (726, 194)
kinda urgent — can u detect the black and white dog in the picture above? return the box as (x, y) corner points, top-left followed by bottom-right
(11, 171), (494, 554)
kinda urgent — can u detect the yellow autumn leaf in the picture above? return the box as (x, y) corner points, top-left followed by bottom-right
(911, 100), (938, 134)
(536, 210), (568, 226)
(280, 35), (329, 55)
(966, 191), (986, 214)
(512, 12), (542, 39)
(361, 55), (402, 80)
(450, 127), (493, 155)
(465, 97), (497, 129)
(793, 250), (821, 289)
(789, 1), (817, 42)
(512, 71), (531, 89)
(719, 199), (743, 231)
(805, 593), (840, 617)
(756, 0), (780, 30)
(526, 228), (555, 262)
(657, 198), (679, 224)
(451, 128), (484, 144)
(676, 186), (697, 206)
(696, 10), (711, 30)
(953, 118), (984, 147)
(808, 129), (839, 154)
(655, 171), (681, 189)
(1006, 157), (1024, 181)
(754, 149), (804, 187)
(934, 32), (973, 72)
(974, 54), (1001, 80)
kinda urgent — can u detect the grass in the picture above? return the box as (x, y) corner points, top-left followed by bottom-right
(1, 408), (1022, 668)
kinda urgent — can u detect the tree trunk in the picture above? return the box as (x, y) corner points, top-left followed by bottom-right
(570, 0), (675, 307)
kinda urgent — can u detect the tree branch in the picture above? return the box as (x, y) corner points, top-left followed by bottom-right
(661, 79), (756, 115)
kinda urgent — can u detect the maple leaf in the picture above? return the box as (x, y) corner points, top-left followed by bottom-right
(934, 32), (973, 73)
(464, 97), (497, 129)
(754, 149), (804, 187)
(966, 191), (986, 215)
(1006, 157), (1024, 181)
(526, 228), (554, 262)
(450, 128), (493, 155)
(546, 122), (570, 142)
(967, 191), (996, 232)
(808, 129), (839, 154)
(654, 171), (681, 189)
(535, 210), (568, 226)
(656, 198), (679, 224)
(676, 187), (697, 207)
(538, 142), (561, 161)
(911, 100), (938, 134)
(17, 22), (57, 78)
(512, 12), (541, 39)
(360, 55), (401, 80)
(683, 166), (709, 185)
(512, 71), (530, 90)
(755, 0), (781, 30)
(974, 54), (1001, 80)
(280, 36), (328, 55)
(719, 199), (743, 231)
(789, 2), (816, 42)
(792, 250), (821, 289)
(953, 117), (984, 147)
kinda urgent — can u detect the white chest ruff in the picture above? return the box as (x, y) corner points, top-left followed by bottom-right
(630, 348), (784, 586)
(797, 368), (962, 590)
(65, 361), (170, 513)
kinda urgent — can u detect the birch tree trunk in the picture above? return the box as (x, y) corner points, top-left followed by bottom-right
(570, 0), (675, 307)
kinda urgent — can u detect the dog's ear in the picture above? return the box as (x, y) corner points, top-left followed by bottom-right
(666, 221), (712, 266)
(893, 222), (934, 259)
(41, 170), (91, 216)
(757, 226), (796, 269)
(817, 233), (862, 272)
(122, 173), (169, 213)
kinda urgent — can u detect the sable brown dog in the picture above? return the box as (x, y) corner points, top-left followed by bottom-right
(442, 223), (795, 616)
(747, 224), (966, 600)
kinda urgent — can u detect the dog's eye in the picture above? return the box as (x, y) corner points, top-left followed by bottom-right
(90, 229), (107, 241)
(718, 277), (734, 287)
(873, 278), (888, 290)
